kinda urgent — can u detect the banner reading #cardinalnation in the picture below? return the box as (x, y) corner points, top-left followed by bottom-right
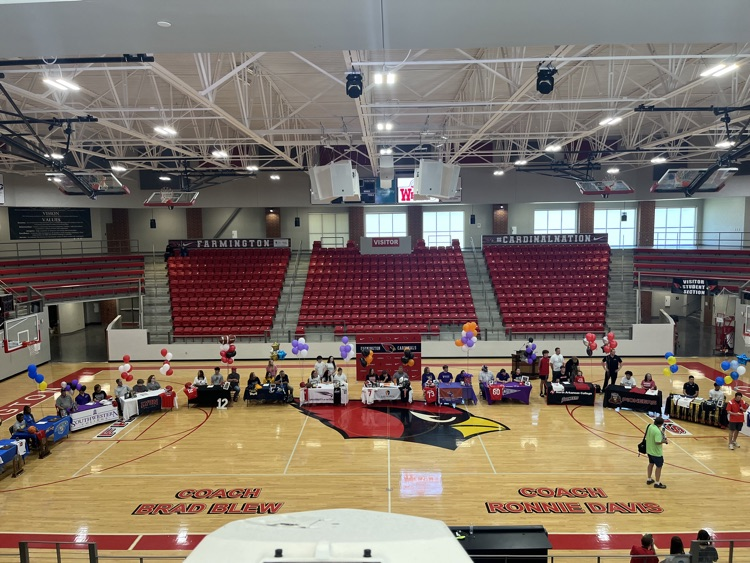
(482, 234), (608, 246)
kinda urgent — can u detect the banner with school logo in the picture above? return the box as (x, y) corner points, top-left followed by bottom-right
(671, 278), (720, 296)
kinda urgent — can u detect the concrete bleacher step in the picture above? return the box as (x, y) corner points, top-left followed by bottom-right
(606, 249), (636, 333)
(463, 251), (503, 335)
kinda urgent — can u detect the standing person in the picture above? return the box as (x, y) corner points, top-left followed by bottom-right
(695, 530), (719, 563)
(438, 365), (453, 384)
(266, 360), (278, 379)
(726, 391), (748, 450)
(313, 356), (327, 378)
(630, 534), (658, 563)
(114, 378), (131, 419)
(538, 350), (550, 397)
(326, 356), (337, 375)
(602, 349), (622, 389)
(550, 348), (564, 383)
(564, 357), (579, 383)
(645, 416), (668, 489)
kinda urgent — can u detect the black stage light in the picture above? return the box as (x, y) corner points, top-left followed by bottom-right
(346, 72), (363, 99)
(150, 218), (157, 229)
(536, 66), (558, 95)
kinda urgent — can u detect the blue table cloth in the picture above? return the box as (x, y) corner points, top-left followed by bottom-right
(0, 439), (24, 465)
(437, 383), (478, 406)
(22, 415), (71, 442)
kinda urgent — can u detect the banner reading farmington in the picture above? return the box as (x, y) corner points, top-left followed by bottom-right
(482, 234), (608, 246)
(169, 238), (291, 249)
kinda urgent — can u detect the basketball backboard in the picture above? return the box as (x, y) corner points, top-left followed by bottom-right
(576, 180), (635, 196)
(46, 172), (130, 196)
(650, 167), (738, 193)
(2, 313), (42, 353)
(143, 190), (199, 207)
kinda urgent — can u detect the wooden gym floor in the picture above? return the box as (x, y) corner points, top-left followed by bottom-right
(0, 356), (748, 558)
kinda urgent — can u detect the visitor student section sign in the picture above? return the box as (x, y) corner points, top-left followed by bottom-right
(671, 278), (720, 295)
(8, 207), (92, 239)
(482, 234), (608, 246)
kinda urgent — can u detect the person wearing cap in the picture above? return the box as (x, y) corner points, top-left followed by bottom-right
(437, 365), (453, 384)
(726, 391), (749, 450)
(708, 382), (724, 405)
(478, 365), (494, 385)
(55, 387), (77, 415)
(629, 534), (658, 563)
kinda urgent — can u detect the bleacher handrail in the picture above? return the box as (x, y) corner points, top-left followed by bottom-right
(0, 239), (140, 259)
(469, 236), (494, 329)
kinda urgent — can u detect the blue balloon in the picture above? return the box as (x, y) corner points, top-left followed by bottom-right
(721, 360), (731, 371)
(665, 352), (674, 360)
(28, 364), (37, 376)
(669, 364), (678, 373)
(716, 376), (725, 386)
(34, 374), (44, 384)
(277, 350), (287, 360)
(731, 371), (739, 380)
(27, 372), (36, 380)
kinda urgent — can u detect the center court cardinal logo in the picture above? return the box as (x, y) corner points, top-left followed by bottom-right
(293, 401), (508, 450)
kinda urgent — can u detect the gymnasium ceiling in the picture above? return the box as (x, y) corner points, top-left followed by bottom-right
(0, 0), (750, 182)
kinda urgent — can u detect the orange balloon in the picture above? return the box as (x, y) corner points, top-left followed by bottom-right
(408, 359), (415, 367)
(455, 339), (463, 347)
(462, 323), (471, 332)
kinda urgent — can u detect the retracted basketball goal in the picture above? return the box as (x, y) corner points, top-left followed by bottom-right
(2, 314), (42, 354)
(144, 188), (199, 208)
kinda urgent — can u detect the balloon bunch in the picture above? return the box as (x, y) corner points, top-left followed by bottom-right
(292, 338), (309, 358)
(160, 348), (174, 376)
(662, 352), (680, 376)
(219, 335), (238, 365)
(359, 349), (375, 368)
(339, 336), (355, 361)
(270, 342), (287, 361)
(117, 354), (134, 382)
(718, 358), (746, 386)
(582, 333), (599, 357)
(27, 364), (47, 391)
(60, 378), (82, 393)
(602, 331), (618, 354)
(524, 338), (537, 365)
(455, 321), (480, 352)
(401, 347), (415, 367)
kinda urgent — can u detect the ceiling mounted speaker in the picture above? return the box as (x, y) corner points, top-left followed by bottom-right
(379, 154), (394, 190)
(413, 160), (461, 200)
(309, 161), (360, 203)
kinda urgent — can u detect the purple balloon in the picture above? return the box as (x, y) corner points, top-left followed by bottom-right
(292, 347), (299, 355)
(525, 346), (532, 354)
(341, 336), (349, 344)
(71, 379), (79, 388)
(527, 358), (533, 364)
(531, 343), (537, 350)
(467, 340), (475, 348)
(76, 384), (82, 391)
(339, 345), (346, 353)
(344, 345), (351, 353)
(291, 339), (299, 347)
(466, 330), (475, 339)
(531, 354), (537, 361)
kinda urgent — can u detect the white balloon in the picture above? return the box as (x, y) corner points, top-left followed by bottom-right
(471, 336), (478, 343)
(221, 344), (230, 352)
(123, 363), (131, 372)
(300, 349), (308, 358)
(602, 337), (609, 343)
(159, 365), (168, 375)
(346, 351), (356, 361)
(165, 352), (173, 361)
(118, 365), (127, 373)
(298, 337), (306, 345)
(738, 366), (747, 376)
(462, 344), (469, 352)
(461, 330), (467, 337)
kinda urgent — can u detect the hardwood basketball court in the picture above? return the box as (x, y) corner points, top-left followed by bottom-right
(0, 355), (747, 558)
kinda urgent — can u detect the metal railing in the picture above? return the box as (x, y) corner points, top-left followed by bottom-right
(279, 240), (305, 335)
(469, 236), (495, 329)
(0, 239), (140, 259)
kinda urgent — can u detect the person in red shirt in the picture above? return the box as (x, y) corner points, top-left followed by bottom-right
(726, 391), (749, 450)
(538, 350), (550, 397)
(630, 534), (658, 563)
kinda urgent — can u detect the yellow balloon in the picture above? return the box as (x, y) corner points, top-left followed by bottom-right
(667, 356), (677, 365)
(38, 381), (48, 391)
(662, 367), (671, 377)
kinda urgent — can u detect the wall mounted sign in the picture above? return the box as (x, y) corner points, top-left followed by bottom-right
(482, 234), (608, 246)
(671, 278), (720, 296)
(8, 207), (92, 239)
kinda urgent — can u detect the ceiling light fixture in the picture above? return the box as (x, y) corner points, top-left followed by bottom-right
(156, 20), (172, 28)
(345, 72), (363, 99)
(700, 63), (738, 77)
(154, 126), (177, 136)
(514, 159), (528, 166)
(715, 139), (735, 149)
(376, 122), (393, 131)
(42, 78), (74, 91)
(493, 170), (505, 176)
(379, 147), (393, 155)
(159, 176), (171, 181)
(599, 116), (623, 126)
(650, 156), (667, 164)
(545, 144), (562, 152)
(55, 79), (80, 91)
(711, 63), (739, 77)
(536, 65), (558, 95)
(46, 152), (64, 160)
(211, 149), (229, 159)
(270, 174), (281, 180)
(246, 165), (259, 172)
(606, 167), (620, 174)
(373, 72), (396, 85)
(111, 164), (127, 173)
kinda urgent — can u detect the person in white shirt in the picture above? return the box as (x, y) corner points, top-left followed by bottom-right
(210, 368), (224, 386)
(620, 370), (636, 387)
(333, 367), (348, 386)
(193, 371), (208, 387)
(308, 369), (321, 386)
(708, 382), (725, 405)
(478, 365), (494, 385)
(314, 356), (327, 378)
(550, 348), (564, 382)
(326, 356), (336, 376)
(114, 378), (131, 419)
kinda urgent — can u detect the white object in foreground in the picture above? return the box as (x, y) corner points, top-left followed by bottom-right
(184, 508), (472, 563)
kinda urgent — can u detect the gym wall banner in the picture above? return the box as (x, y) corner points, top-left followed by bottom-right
(671, 278), (720, 296)
(8, 207), (92, 240)
(356, 334), (421, 380)
(482, 234), (608, 246)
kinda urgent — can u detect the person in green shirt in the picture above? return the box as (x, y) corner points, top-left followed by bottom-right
(645, 416), (668, 489)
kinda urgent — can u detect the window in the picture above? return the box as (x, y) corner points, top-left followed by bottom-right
(308, 213), (349, 249)
(423, 211), (464, 247)
(594, 208), (637, 247)
(534, 209), (577, 235)
(654, 207), (697, 248)
(365, 212), (407, 238)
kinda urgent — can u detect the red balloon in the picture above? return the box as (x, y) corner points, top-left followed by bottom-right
(221, 357), (228, 363)
(590, 342), (598, 350)
(602, 345), (611, 354)
(586, 333), (596, 342)
(166, 369), (174, 376)
(299, 381), (306, 388)
(227, 358), (234, 364)
(123, 354), (131, 363)
(609, 340), (618, 349)
(220, 350), (227, 357)
(160, 348), (168, 357)
(607, 332), (615, 341)
(228, 345), (236, 352)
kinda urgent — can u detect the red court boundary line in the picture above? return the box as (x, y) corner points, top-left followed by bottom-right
(1, 531), (750, 551)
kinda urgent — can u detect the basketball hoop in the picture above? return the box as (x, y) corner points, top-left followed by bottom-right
(160, 187), (175, 205)
(29, 343), (41, 356)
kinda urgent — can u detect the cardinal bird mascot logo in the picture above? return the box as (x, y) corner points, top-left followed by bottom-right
(293, 401), (508, 450)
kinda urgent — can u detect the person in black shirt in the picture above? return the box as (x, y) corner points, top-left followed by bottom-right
(683, 375), (699, 398)
(92, 384), (107, 402)
(227, 369), (241, 402)
(564, 357), (579, 382)
(602, 350), (622, 389)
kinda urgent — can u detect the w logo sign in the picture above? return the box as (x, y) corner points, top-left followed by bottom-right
(399, 188), (414, 202)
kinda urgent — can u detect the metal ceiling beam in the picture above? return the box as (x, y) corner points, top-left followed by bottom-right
(199, 52), (266, 97)
(148, 62), (303, 169)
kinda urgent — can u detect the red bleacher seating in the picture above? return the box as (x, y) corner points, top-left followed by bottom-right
(483, 243), (610, 334)
(168, 248), (290, 338)
(297, 244), (477, 333)
(633, 248), (750, 291)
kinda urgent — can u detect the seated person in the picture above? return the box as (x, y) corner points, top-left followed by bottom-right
(227, 369), (241, 402)
(55, 388), (77, 414)
(91, 384), (107, 402)
(132, 379), (149, 394)
(320, 370), (333, 384)
(333, 367), (348, 386)
(478, 365), (494, 385)
(11, 413), (26, 434)
(75, 385), (92, 405)
(377, 370), (393, 384)
(146, 375), (161, 391)
(437, 365), (453, 384)
(629, 533), (658, 563)
(620, 371), (637, 388)
(308, 369), (321, 387)
(366, 368), (378, 385)
(421, 367), (435, 388)
(497, 369), (510, 382)
(114, 379), (131, 419)
(574, 370), (586, 383)
(274, 370), (293, 401)
(455, 370), (469, 385)
(193, 371), (208, 387)
(683, 375), (699, 398)
(641, 373), (657, 391)
(393, 367), (408, 383)
(210, 367), (224, 386)
(246, 371), (262, 391)
(512, 368), (523, 382)
(22, 406), (36, 427)
(264, 370), (275, 384)
(708, 382), (725, 406)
